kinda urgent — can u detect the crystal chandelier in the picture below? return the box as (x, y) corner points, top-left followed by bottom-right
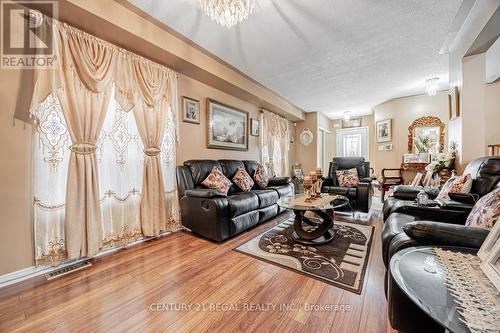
(200, 0), (256, 29)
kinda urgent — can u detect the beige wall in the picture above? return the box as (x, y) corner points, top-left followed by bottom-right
(0, 69), (35, 275)
(485, 81), (500, 147)
(177, 76), (261, 163)
(294, 113), (318, 174)
(372, 93), (449, 176)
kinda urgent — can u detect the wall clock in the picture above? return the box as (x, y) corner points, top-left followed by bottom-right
(299, 128), (313, 146)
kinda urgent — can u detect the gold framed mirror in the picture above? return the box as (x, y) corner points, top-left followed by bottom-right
(407, 116), (445, 153)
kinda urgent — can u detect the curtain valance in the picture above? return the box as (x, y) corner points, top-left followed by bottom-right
(31, 21), (178, 118)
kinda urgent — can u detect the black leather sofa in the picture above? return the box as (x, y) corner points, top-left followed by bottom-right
(381, 156), (500, 332)
(176, 159), (294, 242)
(383, 156), (500, 220)
(321, 157), (372, 213)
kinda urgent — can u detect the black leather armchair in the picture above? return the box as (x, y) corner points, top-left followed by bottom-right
(321, 157), (372, 213)
(383, 156), (500, 220)
(176, 159), (294, 242)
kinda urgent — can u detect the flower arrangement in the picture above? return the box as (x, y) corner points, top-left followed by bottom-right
(426, 152), (455, 175)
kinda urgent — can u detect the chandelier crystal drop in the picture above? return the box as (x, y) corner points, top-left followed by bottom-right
(200, 0), (256, 29)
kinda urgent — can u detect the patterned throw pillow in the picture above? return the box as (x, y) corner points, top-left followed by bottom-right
(233, 167), (254, 192)
(465, 186), (500, 230)
(436, 174), (473, 200)
(335, 168), (359, 187)
(253, 164), (269, 189)
(201, 166), (232, 194)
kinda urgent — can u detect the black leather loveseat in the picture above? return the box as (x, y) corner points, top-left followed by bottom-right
(176, 159), (294, 242)
(321, 157), (372, 213)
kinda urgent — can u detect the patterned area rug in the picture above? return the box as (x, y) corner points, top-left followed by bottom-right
(235, 218), (374, 294)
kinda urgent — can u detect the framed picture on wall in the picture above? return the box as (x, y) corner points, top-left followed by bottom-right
(182, 96), (200, 124)
(376, 119), (392, 142)
(449, 86), (460, 120)
(250, 118), (259, 136)
(207, 99), (248, 151)
(342, 117), (362, 128)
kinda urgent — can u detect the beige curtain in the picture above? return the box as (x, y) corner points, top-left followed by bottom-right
(30, 20), (180, 263)
(56, 25), (116, 259)
(132, 59), (170, 236)
(261, 110), (290, 177)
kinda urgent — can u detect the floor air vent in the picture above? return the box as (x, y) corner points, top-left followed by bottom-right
(45, 260), (92, 280)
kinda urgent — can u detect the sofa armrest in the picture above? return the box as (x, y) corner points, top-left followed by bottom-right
(436, 199), (474, 212)
(268, 176), (291, 186)
(184, 189), (227, 198)
(393, 185), (440, 200)
(356, 181), (372, 213)
(448, 192), (479, 204)
(403, 221), (488, 250)
(359, 177), (372, 183)
(391, 202), (469, 224)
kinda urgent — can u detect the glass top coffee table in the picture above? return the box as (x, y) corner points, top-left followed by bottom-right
(277, 194), (351, 245)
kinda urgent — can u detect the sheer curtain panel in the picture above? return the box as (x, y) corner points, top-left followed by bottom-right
(261, 110), (290, 177)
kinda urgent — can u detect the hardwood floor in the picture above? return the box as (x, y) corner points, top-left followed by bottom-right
(0, 210), (396, 333)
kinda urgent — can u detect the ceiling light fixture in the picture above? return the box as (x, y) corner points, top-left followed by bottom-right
(425, 77), (439, 96)
(343, 111), (351, 121)
(200, 0), (256, 29)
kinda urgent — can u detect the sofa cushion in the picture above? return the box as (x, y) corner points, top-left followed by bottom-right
(219, 160), (246, 193)
(201, 166), (232, 194)
(258, 204), (278, 223)
(269, 184), (293, 198)
(229, 211), (259, 236)
(232, 167), (254, 192)
(336, 168), (359, 187)
(463, 156), (500, 197)
(243, 160), (260, 178)
(252, 189), (278, 208)
(227, 192), (259, 217)
(253, 164), (269, 189)
(465, 186), (500, 230)
(436, 174), (472, 200)
(184, 160), (222, 186)
(322, 186), (357, 199)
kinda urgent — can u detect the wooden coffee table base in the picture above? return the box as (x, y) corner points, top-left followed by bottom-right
(291, 209), (335, 245)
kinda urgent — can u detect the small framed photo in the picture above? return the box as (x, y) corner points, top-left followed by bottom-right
(342, 117), (362, 128)
(376, 119), (392, 142)
(182, 96), (200, 124)
(250, 118), (259, 136)
(448, 86), (460, 120)
(384, 144), (393, 151)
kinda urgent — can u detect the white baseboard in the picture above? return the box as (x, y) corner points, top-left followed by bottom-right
(0, 231), (175, 289)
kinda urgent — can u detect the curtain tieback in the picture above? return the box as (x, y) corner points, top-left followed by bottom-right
(70, 142), (97, 155)
(143, 146), (161, 157)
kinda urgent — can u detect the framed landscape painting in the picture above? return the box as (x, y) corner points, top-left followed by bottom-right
(207, 99), (248, 151)
(376, 119), (392, 142)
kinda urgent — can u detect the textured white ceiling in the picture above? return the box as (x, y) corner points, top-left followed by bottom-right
(128, 0), (463, 118)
